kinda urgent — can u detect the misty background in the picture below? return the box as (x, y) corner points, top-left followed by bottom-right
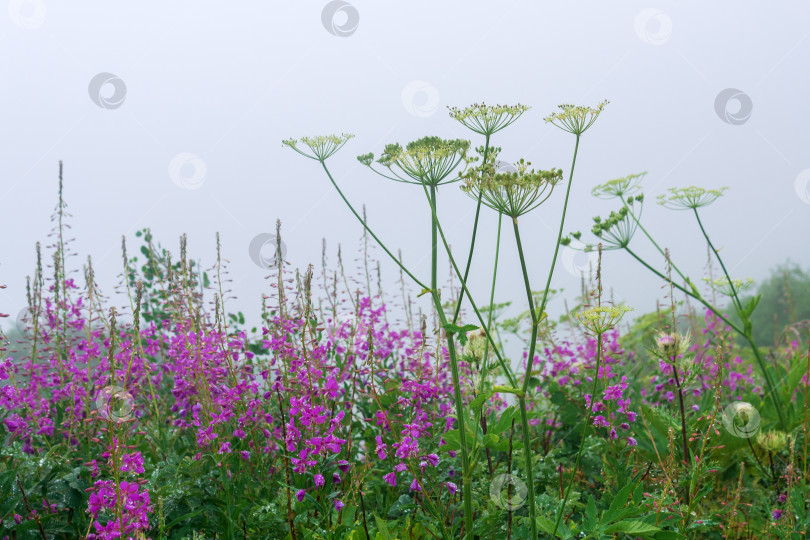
(2, 1), (809, 333)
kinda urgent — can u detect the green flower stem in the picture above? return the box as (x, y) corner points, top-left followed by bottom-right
(480, 212), (502, 382)
(530, 133), (581, 392)
(620, 195), (690, 286)
(431, 289), (475, 540)
(512, 218), (540, 540)
(624, 247), (741, 333)
(452, 136), (491, 324)
(431, 185), (438, 296)
(320, 161), (428, 290)
(623, 246), (786, 430)
(692, 208), (742, 312)
(418, 182), (517, 387)
(427, 184), (474, 540)
(553, 331), (603, 536)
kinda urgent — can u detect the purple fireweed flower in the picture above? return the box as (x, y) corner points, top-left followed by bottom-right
(446, 482), (457, 494)
(383, 472), (397, 487)
(119, 452), (144, 474)
(375, 435), (387, 460)
(334, 499), (345, 511)
(296, 489), (306, 502)
(314, 473), (325, 487)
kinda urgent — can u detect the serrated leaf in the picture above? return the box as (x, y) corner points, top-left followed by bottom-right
(443, 323), (478, 346)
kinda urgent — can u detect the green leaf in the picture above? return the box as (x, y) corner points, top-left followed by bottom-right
(442, 429), (461, 451)
(470, 390), (492, 414)
(482, 433), (500, 448)
(603, 482), (634, 523)
(584, 496), (596, 527)
(604, 520), (660, 535)
(535, 515), (572, 539)
(417, 288), (432, 298)
(373, 513), (396, 540)
(490, 406), (517, 435)
(443, 323), (478, 345)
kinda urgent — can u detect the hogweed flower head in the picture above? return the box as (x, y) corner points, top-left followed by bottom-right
(576, 304), (633, 334)
(756, 430), (788, 453)
(657, 186), (728, 210)
(587, 195), (643, 251)
(702, 276), (754, 297)
(448, 103), (531, 136)
(654, 331), (691, 361)
(591, 172), (647, 200)
(361, 136), (469, 186)
(460, 158), (563, 219)
(283, 134), (354, 161)
(544, 100), (609, 135)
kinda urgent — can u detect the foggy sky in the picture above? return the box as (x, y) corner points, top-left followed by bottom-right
(2, 1), (809, 332)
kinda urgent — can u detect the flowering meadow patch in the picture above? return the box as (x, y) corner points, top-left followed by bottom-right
(2, 102), (810, 539)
